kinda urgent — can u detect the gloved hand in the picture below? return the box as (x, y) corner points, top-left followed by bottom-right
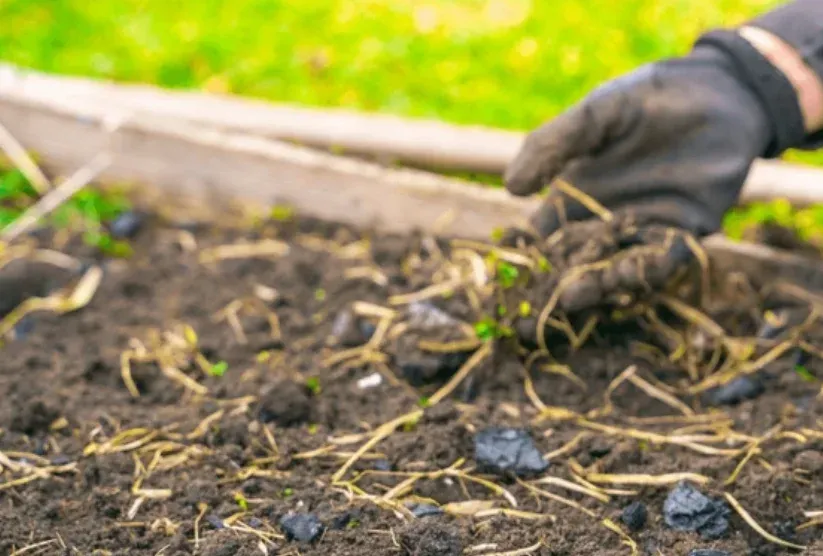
(504, 34), (809, 239)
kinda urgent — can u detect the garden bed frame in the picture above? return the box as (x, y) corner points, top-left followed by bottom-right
(1, 63), (823, 289)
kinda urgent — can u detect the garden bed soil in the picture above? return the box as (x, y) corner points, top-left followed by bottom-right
(1, 211), (823, 556)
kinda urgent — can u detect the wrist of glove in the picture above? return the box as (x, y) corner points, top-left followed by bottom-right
(504, 2), (822, 240)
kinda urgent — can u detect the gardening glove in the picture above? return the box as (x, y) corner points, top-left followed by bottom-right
(507, 35), (816, 236)
(503, 19), (823, 312)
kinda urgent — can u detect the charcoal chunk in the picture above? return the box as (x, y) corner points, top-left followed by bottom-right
(279, 513), (324, 543)
(663, 482), (730, 540)
(474, 427), (548, 478)
(330, 310), (373, 347)
(373, 459), (393, 472)
(410, 503), (444, 518)
(621, 501), (648, 531)
(399, 352), (470, 387)
(330, 510), (358, 530)
(400, 520), (462, 556)
(256, 380), (311, 426)
(705, 376), (764, 406)
(109, 211), (145, 239)
(406, 301), (457, 329)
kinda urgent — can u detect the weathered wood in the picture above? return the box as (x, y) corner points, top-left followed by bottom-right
(2, 63), (822, 202)
(0, 63), (822, 292)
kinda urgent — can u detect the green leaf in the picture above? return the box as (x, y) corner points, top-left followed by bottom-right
(795, 364), (816, 382)
(306, 377), (321, 394)
(209, 361), (229, 377)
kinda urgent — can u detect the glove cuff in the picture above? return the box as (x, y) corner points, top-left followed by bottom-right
(749, 0), (823, 151)
(694, 29), (806, 158)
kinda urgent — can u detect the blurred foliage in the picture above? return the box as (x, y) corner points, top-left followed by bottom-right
(0, 163), (132, 256)
(0, 0), (820, 241)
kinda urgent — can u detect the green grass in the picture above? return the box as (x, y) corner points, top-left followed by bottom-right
(0, 163), (132, 255)
(0, 0), (819, 241)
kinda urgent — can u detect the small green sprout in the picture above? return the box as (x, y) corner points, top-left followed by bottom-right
(282, 487), (294, 497)
(496, 261), (519, 288)
(490, 227), (504, 243)
(307, 424), (318, 434)
(518, 301), (532, 317)
(209, 361), (229, 377)
(314, 289), (326, 302)
(417, 396), (430, 408)
(496, 304), (507, 317)
(306, 377), (321, 394)
(795, 364), (816, 382)
(270, 204), (295, 222)
(536, 256), (552, 273)
(473, 317), (512, 342)
(346, 518), (361, 529)
(234, 491), (249, 511)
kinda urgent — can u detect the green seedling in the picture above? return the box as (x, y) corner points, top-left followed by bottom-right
(83, 230), (134, 258)
(306, 377), (321, 394)
(795, 364), (816, 382)
(536, 256), (552, 273)
(307, 424), (318, 434)
(490, 227), (505, 243)
(270, 204), (295, 222)
(209, 361), (229, 377)
(346, 518), (361, 530)
(473, 316), (512, 342)
(417, 396), (430, 408)
(282, 487), (294, 497)
(518, 301), (532, 317)
(234, 491), (249, 511)
(314, 289), (327, 302)
(496, 261), (519, 288)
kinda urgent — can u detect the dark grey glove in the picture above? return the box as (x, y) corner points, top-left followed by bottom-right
(505, 32), (810, 238)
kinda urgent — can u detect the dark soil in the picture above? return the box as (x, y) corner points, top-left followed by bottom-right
(1, 213), (823, 555)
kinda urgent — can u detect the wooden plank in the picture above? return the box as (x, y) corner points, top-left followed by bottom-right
(2, 63), (822, 203)
(0, 63), (822, 293)
(0, 74), (537, 240)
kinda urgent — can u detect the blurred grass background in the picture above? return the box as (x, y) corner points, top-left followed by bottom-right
(0, 0), (822, 244)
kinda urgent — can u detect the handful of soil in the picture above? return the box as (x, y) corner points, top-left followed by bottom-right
(488, 216), (702, 351)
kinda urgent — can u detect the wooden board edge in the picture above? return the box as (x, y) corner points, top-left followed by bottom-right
(3, 63), (823, 203)
(1, 66), (823, 293)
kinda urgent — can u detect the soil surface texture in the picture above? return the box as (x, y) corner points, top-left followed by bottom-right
(1, 211), (823, 556)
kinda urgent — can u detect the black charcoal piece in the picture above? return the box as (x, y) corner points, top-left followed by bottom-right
(279, 513), (324, 543)
(663, 482), (730, 540)
(474, 427), (548, 477)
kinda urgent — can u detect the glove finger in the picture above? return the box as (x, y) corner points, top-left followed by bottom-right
(504, 80), (641, 198)
(504, 105), (591, 197)
(557, 229), (696, 313)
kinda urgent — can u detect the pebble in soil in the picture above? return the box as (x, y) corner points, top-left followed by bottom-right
(704, 375), (765, 407)
(255, 379), (312, 426)
(409, 503), (444, 518)
(399, 519), (463, 556)
(109, 210), (145, 239)
(620, 501), (648, 532)
(663, 482), (730, 540)
(330, 309), (375, 347)
(279, 512), (324, 543)
(474, 427), (548, 478)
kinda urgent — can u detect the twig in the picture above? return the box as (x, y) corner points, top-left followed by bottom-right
(427, 342), (492, 406)
(0, 120), (51, 194)
(1, 153), (112, 241)
(724, 493), (806, 551)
